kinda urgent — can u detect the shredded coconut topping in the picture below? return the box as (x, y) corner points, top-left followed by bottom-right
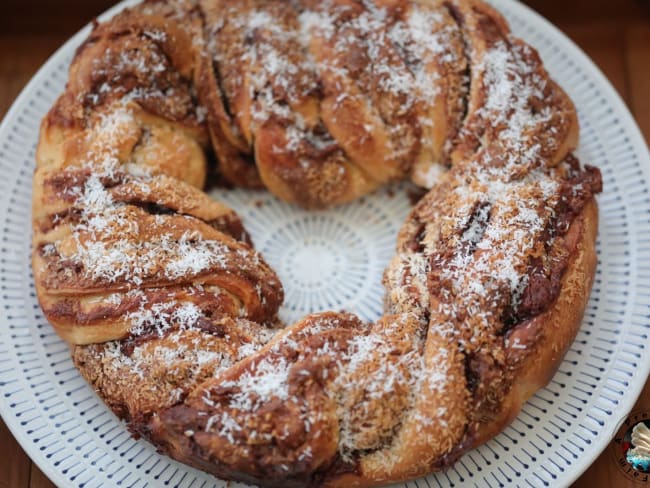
(38, 0), (599, 480)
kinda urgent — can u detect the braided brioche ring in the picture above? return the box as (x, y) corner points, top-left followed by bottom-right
(32, 0), (602, 486)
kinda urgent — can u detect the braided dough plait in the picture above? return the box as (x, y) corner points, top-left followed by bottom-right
(31, 0), (602, 486)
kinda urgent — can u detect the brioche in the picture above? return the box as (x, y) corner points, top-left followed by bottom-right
(32, 0), (602, 486)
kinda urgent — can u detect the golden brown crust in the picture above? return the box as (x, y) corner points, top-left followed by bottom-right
(32, 2), (285, 347)
(137, 190), (598, 488)
(470, 198), (599, 448)
(73, 315), (276, 423)
(31, 0), (602, 487)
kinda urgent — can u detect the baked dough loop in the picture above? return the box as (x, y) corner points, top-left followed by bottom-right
(32, 0), (602, 486)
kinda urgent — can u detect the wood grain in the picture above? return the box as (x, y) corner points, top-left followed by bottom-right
(626, 23), (650, 138)
(0, 1), (648, 487)
(525, 0), (650, 23)
(28, 464), (57, 488)
(0, 421), (31, 488)
(560, 22), (630, 103)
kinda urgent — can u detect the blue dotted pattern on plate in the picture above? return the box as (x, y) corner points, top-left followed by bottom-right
(211, 187), (410, 325)
(0, 0), (649, 487)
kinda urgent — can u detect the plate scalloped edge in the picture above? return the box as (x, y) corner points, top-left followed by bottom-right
(0, 1), (649, 487)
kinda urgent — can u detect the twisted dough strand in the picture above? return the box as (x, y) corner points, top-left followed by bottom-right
(33, 5), (284, 344)
(31, 0), (601, 486)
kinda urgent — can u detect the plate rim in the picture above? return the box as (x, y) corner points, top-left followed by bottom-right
(0, 0), (648, 486)
(501, 2), (650, 483)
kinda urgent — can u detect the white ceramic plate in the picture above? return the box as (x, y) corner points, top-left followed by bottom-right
(1, 1), (649, 487)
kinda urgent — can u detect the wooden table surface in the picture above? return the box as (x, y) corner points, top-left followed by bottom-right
(1, 1), (649, 487)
